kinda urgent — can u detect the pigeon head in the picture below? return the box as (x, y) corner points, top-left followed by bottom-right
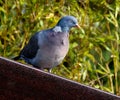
(56, 16), (80, 33)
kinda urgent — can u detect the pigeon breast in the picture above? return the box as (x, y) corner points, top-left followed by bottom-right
(31, 28), (69, 69)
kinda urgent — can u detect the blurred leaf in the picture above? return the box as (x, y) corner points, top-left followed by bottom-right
(0, 7), (6, 13)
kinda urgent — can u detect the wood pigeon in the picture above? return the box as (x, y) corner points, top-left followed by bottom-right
(14, 16), (80, 72)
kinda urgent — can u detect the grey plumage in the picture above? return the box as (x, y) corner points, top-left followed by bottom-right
(14, 16), (79, 72)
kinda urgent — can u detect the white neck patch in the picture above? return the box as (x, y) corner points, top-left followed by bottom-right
(53, 26), (62, 32)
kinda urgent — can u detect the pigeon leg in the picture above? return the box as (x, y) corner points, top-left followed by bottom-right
(48, 68), (52, 73)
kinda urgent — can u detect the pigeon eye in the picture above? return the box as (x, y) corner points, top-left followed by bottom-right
(72, 21), (75, 24)
(68, 20), (75, 24)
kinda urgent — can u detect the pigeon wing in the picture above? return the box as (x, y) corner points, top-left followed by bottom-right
(20, 32), (39, 59)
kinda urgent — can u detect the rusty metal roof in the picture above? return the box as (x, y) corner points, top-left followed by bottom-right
(0, 57), (120, 100)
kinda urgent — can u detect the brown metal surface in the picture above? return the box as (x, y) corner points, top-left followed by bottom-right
(0, 57), (120, 100)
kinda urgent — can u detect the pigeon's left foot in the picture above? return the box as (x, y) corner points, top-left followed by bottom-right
(48, 68), (52, 73)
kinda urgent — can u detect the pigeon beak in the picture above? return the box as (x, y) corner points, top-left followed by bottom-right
(75, 23), (80, 28)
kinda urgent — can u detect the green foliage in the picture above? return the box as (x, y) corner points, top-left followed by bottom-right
(0, 0), (120, 95)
